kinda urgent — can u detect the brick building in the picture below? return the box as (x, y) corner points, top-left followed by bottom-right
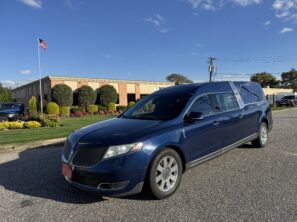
(11, 76), (174, 106)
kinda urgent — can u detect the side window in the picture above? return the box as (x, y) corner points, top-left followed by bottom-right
(216, 93), (239, 111)
(188, 95), (213, 116)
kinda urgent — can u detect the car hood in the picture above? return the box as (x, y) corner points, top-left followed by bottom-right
(69, 117), (164, 146)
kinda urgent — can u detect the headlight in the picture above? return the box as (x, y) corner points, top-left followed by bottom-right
(103, 142), (143, 159)
(8, 113), (15, 118)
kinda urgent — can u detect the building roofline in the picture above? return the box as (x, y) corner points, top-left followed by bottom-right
(48, 75), (173, 85)
(11, 75), (173, 92)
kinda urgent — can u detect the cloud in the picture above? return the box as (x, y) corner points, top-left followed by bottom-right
(0, 79), (35, 89)
(279, 27), (293, 33)
(19, 69), (32, 75)
(100, 54), (120, 59)
(145, 14), (170, 33)
(186, 0), (262, 10)
(18, 0), (42, 8)
(273, 0), (297, 22)
(264, 20), (271, 26)
(230, 0), (262, 7)
(64, 0), (86, 10)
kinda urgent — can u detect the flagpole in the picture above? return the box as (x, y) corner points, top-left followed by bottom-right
(37, 37), (44, 116)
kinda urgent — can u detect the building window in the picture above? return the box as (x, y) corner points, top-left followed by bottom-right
(140, 94), (149, 99)
(127, 93), (136, 103)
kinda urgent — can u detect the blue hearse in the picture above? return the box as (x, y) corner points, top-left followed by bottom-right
(62, 81), (272, 199)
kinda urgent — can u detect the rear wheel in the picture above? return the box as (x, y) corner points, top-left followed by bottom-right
(252, 122), (268, 148)
(146, 148), (182, 199)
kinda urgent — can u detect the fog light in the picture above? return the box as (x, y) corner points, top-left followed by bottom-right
(98, 181), (129, 191)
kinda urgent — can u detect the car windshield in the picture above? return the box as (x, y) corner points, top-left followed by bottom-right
(282, 96), (295, 99)
(122, 93), (192, 120)
(0, 103), (21, 110)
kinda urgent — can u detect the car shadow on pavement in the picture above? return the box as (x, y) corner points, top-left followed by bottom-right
(0, 146), (106, 204)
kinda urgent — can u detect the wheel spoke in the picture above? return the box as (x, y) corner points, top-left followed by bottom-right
(156, 174), (162, 183)
(171, 165), (178, 173)
(169, 174), (177, 182)
(168, 157), (175, 168)
(157, 164), (164, 172)
(160, 180), (165, 190)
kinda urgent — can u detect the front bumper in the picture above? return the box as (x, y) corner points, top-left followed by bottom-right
(62, 151), (149, 197)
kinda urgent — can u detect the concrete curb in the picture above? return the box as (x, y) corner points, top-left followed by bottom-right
(0, 137), (66, 153)
(272, 107), (297, 113)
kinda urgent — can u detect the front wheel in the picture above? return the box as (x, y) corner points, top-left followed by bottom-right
(146, 148), (183, 199)
(252, 122), (268, 148)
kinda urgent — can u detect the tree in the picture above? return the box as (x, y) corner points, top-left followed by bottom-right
(52, 84), (73, 106)
(0, 84), (12, 102)
(28, 96), (37, 115)
(77, 85), (96, 108)
(281, 69), (297, 89)
(166, 74), (193, 85)
(250, 72), (277, 87)
(97, 85), (118, 106)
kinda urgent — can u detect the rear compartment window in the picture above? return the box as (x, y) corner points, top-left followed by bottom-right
(234, 82), (265, 104)
(215, 93), (239, 111)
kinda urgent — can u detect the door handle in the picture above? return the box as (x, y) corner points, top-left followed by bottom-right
(238, 114), (243, 119)
(213, 121), (220, 126)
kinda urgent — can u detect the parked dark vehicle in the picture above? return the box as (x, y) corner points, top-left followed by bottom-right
(62, 81), (273, 199)
(0, 103), (26, 122)
(276, 95), (297, 107)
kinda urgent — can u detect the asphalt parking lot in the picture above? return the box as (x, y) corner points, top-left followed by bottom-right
(0, 109), (297, 222)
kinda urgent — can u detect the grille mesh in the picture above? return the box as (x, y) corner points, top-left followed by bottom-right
(72, 147), (107, 167)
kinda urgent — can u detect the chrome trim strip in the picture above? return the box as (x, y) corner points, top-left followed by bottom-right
(187, 133), (258, 169)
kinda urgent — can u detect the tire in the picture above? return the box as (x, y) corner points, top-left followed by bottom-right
(146, 148), (183, 199)
(252, 122), (268, 148)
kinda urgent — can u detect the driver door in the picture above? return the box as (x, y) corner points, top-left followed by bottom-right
(183, 95), (222, 162)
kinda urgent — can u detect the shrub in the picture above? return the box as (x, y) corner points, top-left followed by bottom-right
(71, 107), (85, 113)
(24, 121), (41, 129)
(46, 102), (60, 115)
(0, 121), (24, 130)
(77, 85), (96, 108)
(97, 85), (118, 106)
(60, 106), (70, 117)
(52, 84), (73, 106)
(41, 115), (61, 127)
(117, 105), (127, 112)
(87, 105), (98, 114)
(98, 105), (107, 112)
(128, 101), (135, 109)
(108, 102), (116, 111)
(29, 96), (37, 115)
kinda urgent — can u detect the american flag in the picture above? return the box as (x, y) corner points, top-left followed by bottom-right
(39, 38), (48, 50)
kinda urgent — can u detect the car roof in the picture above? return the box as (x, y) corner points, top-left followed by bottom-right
(153, 81), (249, 95)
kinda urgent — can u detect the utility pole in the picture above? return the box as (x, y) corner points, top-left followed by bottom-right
(208, 57), (217, 82)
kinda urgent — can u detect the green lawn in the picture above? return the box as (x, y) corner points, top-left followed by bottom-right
(0, 115), (114, 145)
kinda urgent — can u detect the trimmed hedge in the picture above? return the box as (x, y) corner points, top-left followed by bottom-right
(97, 85), (118, 106)
(87, 105), (98, 114)
(52, 84), (73, 106)
(108, 102), (116, 111)
(60, 106), (70, 117)
(128, 101), (135, 109)
(117, 105), (127, 112)
(46, 102), (60, 115)
(0, 122), (24, 130)
(24, 121), (41, 128)
(77, 85), (96, 108)
(98, 106), (107, 112)
(71, 107), (85, 113)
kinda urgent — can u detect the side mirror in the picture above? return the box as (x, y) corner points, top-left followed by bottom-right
(185, 112), (204, 123)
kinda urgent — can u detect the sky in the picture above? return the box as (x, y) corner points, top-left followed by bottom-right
(1, 0), (297, 88)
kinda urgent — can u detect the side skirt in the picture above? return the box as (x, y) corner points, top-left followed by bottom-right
(186, 133), (259, 170)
